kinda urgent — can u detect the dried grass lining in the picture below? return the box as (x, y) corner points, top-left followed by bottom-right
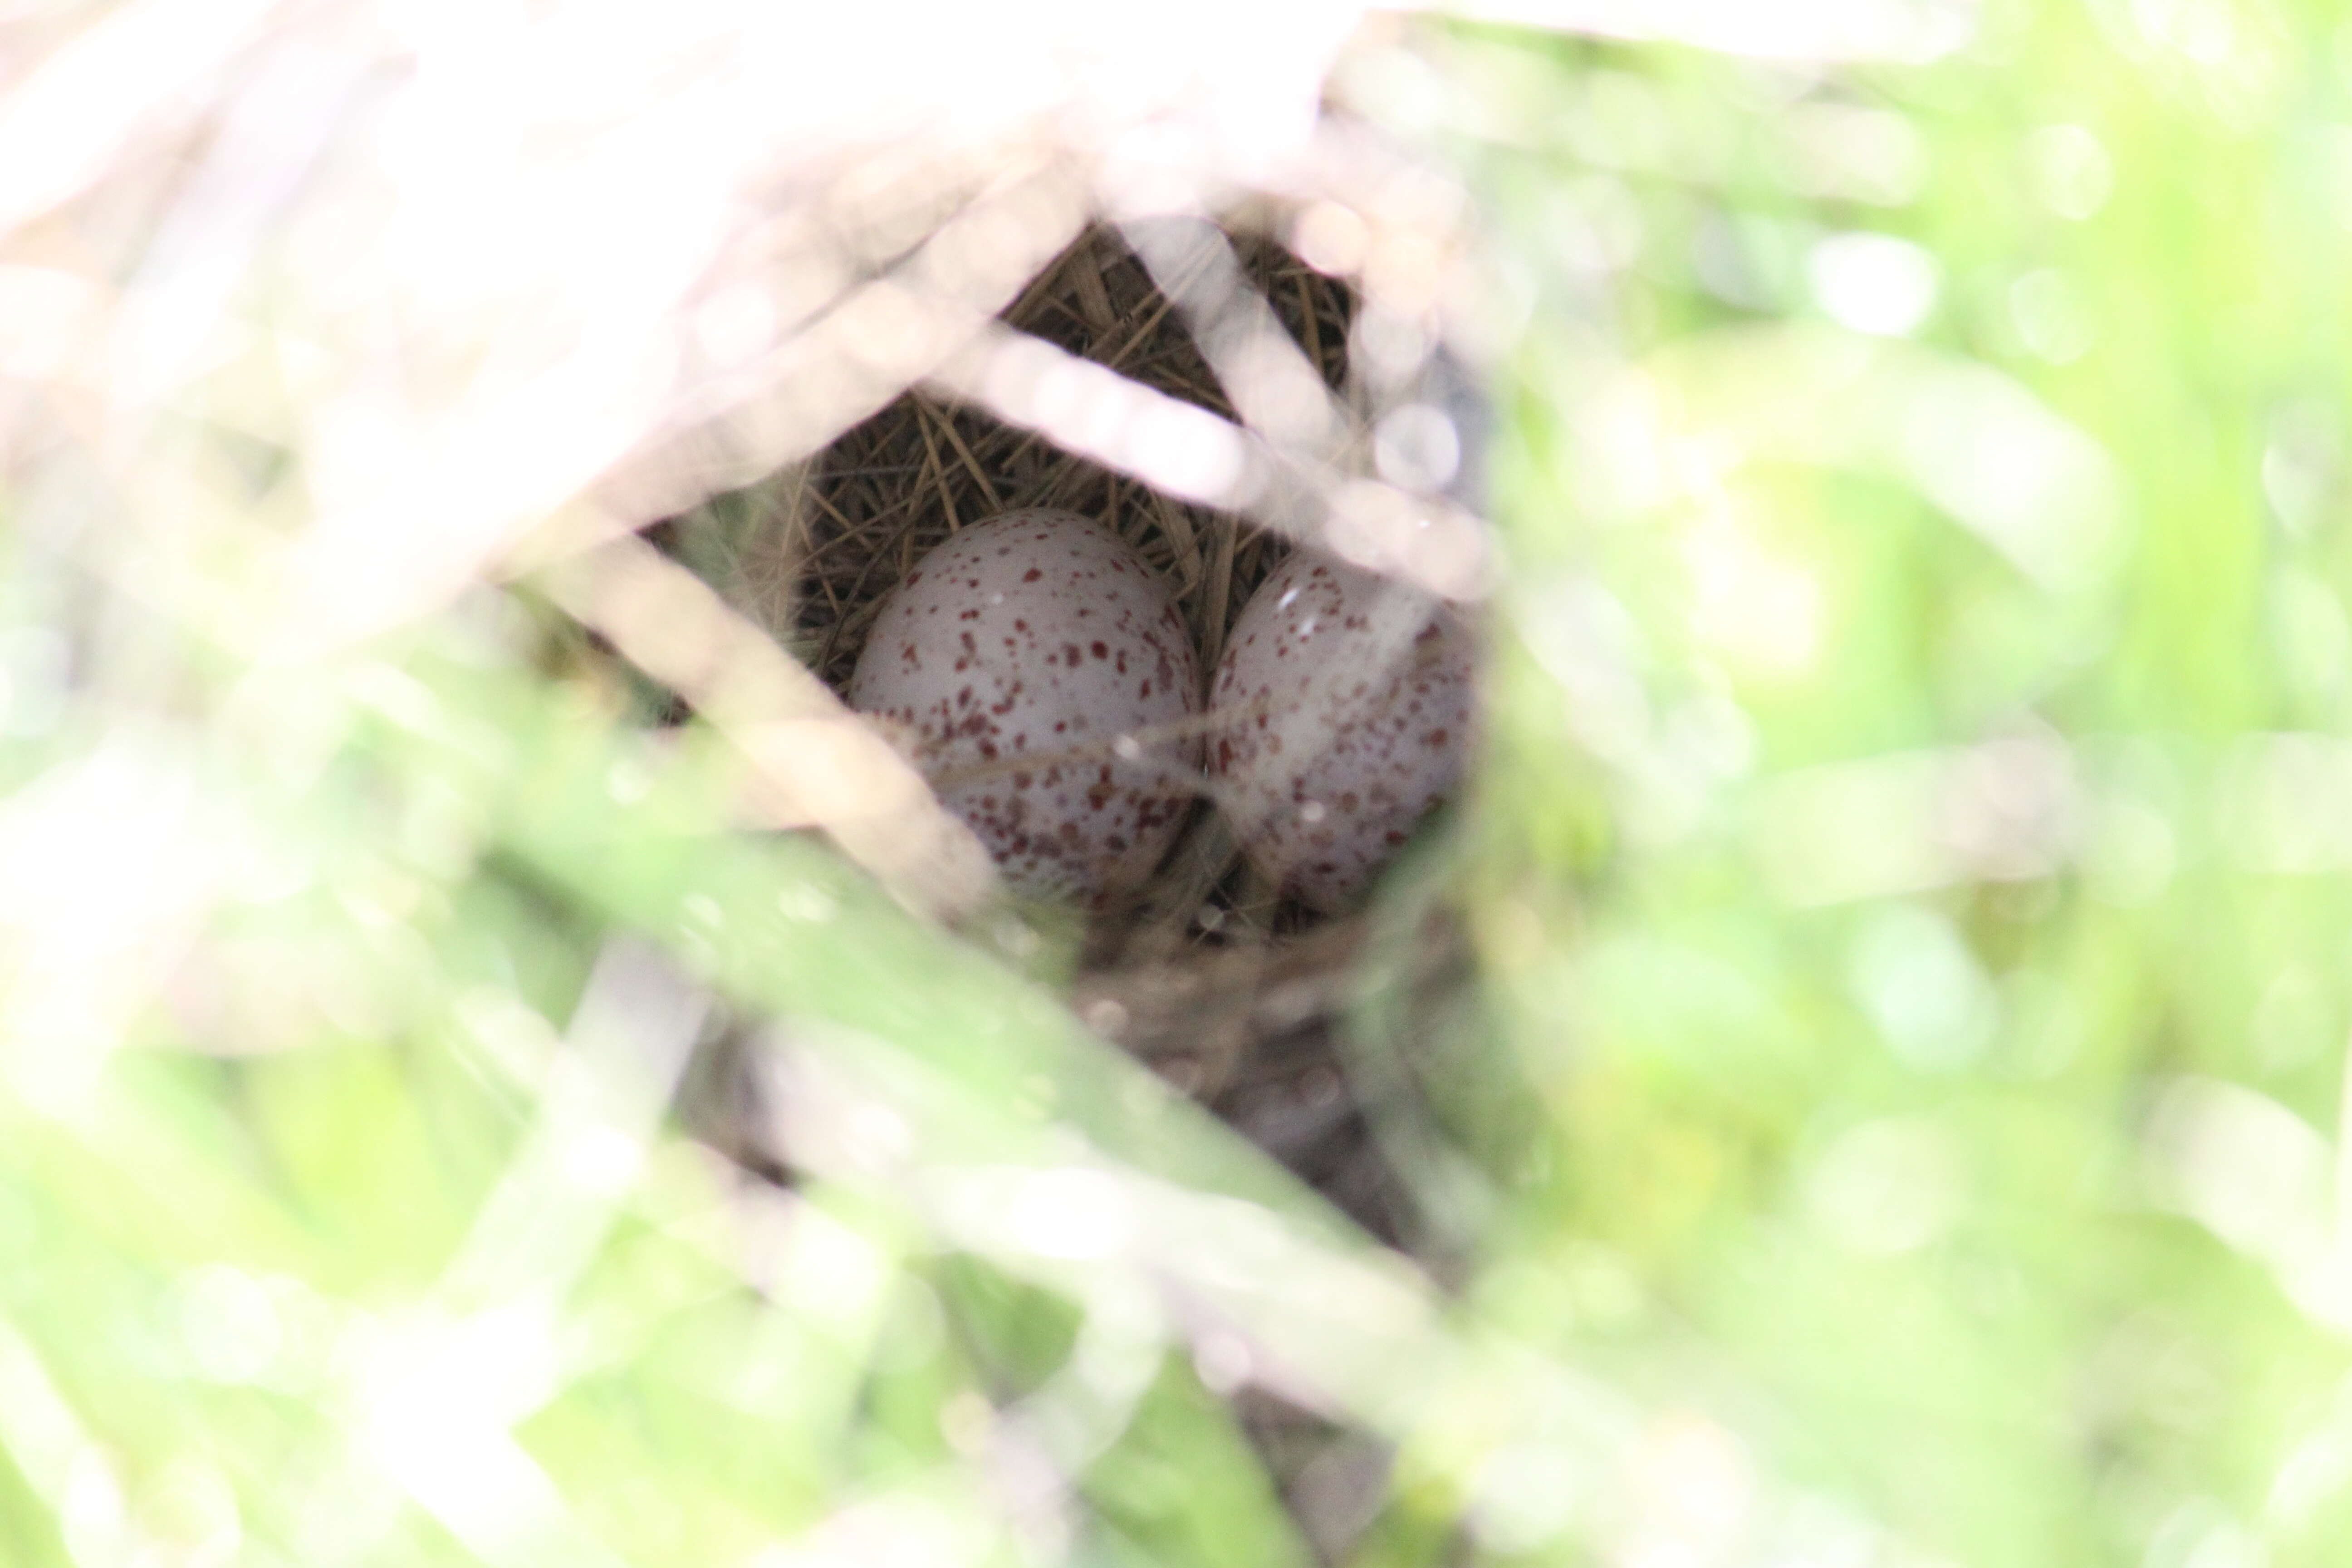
(660, 220), (1475, 1248)
(676, 224), (1361, 951)
(789, 226), (1350, 685)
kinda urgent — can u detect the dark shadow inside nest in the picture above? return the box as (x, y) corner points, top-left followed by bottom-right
(769, 223), (1366, 960)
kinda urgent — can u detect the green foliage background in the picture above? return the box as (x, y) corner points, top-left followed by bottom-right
(5, 4), (2351, 1566)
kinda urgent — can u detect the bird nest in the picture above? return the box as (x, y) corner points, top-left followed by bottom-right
(668, 221), (1373, 937)
(661, 217), (1472, 1241)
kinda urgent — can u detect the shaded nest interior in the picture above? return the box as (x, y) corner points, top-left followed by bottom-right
(785, 226), (1352, 692)
(663, 221), (1475, 1255)
(669, 223), (1369, 952)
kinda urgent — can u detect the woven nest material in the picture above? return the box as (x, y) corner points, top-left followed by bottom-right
(784, 226), (1356, 690)
(663, 219), (1482, 1213)
(669, 222), (1377, 954)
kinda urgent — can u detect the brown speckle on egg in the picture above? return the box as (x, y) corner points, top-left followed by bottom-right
(847, 509), (1203, 902)
(1207, 546), (1474, 912)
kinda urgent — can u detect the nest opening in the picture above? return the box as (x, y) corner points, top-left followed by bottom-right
(660, 217), (1472, 1251)
(701, 222), (1366, 963)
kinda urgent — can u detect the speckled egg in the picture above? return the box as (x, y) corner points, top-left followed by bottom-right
(1209, 547), (1473, 912)
(847, 509), (1202, 901)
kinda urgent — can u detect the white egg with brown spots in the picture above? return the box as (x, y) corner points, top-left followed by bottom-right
(1210, 548), (1473, 912)
(848, 509), (1201, 901)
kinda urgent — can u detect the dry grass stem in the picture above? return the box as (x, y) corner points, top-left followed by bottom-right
(543, 535), (996, 918)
